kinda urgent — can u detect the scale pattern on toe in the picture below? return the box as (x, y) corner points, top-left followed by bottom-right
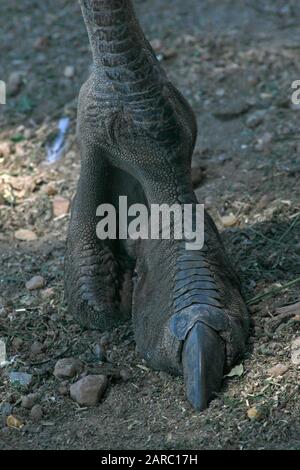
(169, 214), (249, 372)
(133, 212), (250, 407)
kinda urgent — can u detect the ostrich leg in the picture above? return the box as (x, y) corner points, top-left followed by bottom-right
(65, 0), (250, 410)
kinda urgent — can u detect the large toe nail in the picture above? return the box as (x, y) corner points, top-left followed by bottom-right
(182, 322), (225, 411)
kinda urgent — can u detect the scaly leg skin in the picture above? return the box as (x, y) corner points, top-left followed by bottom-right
(64, 142), (126, 331)
(66, 0), (250, 410)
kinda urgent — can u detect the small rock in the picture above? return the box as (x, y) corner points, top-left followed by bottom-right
(58, 381), (69, 396)
(30, 405), (43, 422)
(0, 403), (13, 426)
(150, 38), (163, 52)
(52, 196), (70, 217)
(119, 369), (131, 382)
(100, 335), (110, 350)
(267, 363), (289, 378)
(70, 375), (108, 406)
(291, 337), (300, 365)
(246, 110), (266, 128)
(163, 48), (177, 60)
(64, 65), (75, 79)
(158, 371), (169, 381)
(257, 194), (270, 210)
(15, 229), (37, 242)
(215, 88), (225, 97)
(247, 75), (259, 86)
(93, 343), (107, 362)
(293, 314), (300, 322)
(53, 357), (83, 378)
(24, 128), (33, 140)
(255, 132), (273, 151)
(213, 99), (251, 120)
(43, 183), (58, 196)
(215, 153), (232, 164)
(12, 337), (23, 351)
(9, 372), (33, 387)
(7, 72), (23, 96)
(21, 394), (37, 410)
(247, 406), (262, 421)
(25, 275), (45, 291)
(220, 213), (238, 228)
(0, 141), (12, 159)
(34, 36), (49, 50)
(30, 341), (44, 355)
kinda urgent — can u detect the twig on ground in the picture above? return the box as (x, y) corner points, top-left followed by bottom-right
(247, 277), (300, 306)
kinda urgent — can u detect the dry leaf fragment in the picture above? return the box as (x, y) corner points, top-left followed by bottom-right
(225, 363), (244, 378)
(6, 415), (24, 429)
(247, 406), (262, 420)
(220, 213), (238, 227)
(267, 363), (289, 378)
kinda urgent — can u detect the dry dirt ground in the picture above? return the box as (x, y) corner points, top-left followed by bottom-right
(0, 0), (300, 450)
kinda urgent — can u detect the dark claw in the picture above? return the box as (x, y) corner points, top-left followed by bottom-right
(182, 322), (225, 411)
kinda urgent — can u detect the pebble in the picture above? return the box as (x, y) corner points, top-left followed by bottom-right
(21, 394), (37, 410)
(150, 38), (163, 52)
(30, 405), (43, 422)
(7, 72), (23, 96)
(93, 343), (107, 362)
(15, 229), (38, 242)
(291, 337), (300, 365)
(9, 372), (33, 387)
(30, 341), (45, 355)
(247, 406), (262, 421)
(119, 369), (131, 382)
(43, 183), (58, 196)
(0, 403), (13, 426)
(246, 110), (266, 128)
(24, 128), (33, 140)
(213, 99), (251, 119)
(52, 196), (70, 217)
(26, 275), (46, 291)
(257, 194), (270, 210)
(34, 36), (49, 50)
(163, 48), (177, 60)
(70, 375), (108, 406)
(58, 381), (69, 396)
(267, 363), (289, 378)
(220, 213), (238, 227)
(0, 141), (12, 159)
(64, 65), (75, 79)
(100, 334), (110, 349)
(255, 132), (273, 151)
(53, 357), (83, 378)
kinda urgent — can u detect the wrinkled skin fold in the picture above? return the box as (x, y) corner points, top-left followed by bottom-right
(65, 0), (250, 410)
